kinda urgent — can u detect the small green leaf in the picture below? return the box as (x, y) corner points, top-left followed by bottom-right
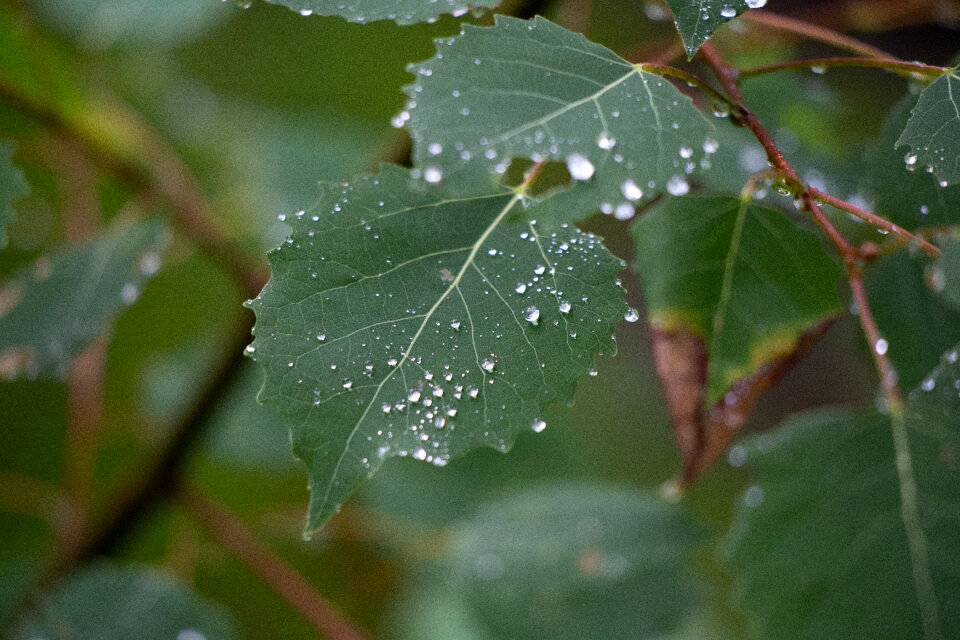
(390, 485), (707, 640)
(928, 233), (960, 311)
(724, 343), (960, 640)
(896, 68), (960, 187)
(246, 165), (626, 533)
(263, 0), (499, 24)
(0, 219), (169, 380)
(632, 195), (842, 404)
(0, 142), (28, 249)
(405, 15), (716, 223)
(15, 561), (239, 640)
(663, 0), (767, 59)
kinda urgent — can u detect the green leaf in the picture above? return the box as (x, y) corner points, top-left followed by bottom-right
(15, 561), (240, 640)
(724, 343), (960, 640)
(632, 195), (842, 404)
(896, 68), (960, 187)
(862, 95), (960, 230)
(0, 142), (28, 249)
(262, 0), (499, 24)
(389, 485), (707, 640)
(928, 233), (960, 311)
(404, 15), (716, 223)
(0, 219), (169, 380)
(663, 0), (767, 59)
(246, 165), (626, 533)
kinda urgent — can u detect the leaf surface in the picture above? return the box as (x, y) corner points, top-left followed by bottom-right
(0, 142), (28, 249)
(724, 343), (960, 640)
(246, 165), (626, 533)
(663, 0), (766, 59)
(390, 485), (707, 640)
(0, 219), (169, 380)
(263, 0), (499, 24)
(405, 15), (716, 223)
(15, 562), (239, 640)
(632, 195), (842, 404)
(896, 68), (960, 187)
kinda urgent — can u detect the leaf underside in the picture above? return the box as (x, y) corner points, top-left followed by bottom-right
(724, 342), (960, 640)
(0, 142), (28, 249)
(632, 195), (842, 405)
(896, 69), (960, 187)
(246, 165), (626, 533)
(0, 218), (169, 381)
(662, 0), (761, 59)
(263, 0), (500, 24)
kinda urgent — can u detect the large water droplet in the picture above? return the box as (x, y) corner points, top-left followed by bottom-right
(566, 153), (595, 180)
(481, 358), (496, 372)
(620, 179), (643, 201)
(624, 307), (640, 323)
(597, 134), (616, 150)
(531, 418), (547, 433)
(524, 306), (540, 325)
(666, 175), (690, 196)
(424, 167), (443, 183)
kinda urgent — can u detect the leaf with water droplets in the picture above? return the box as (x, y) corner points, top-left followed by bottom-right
(263, 0), (499, 24)
(0, 142), (28, 249)
(662, 0), (768, 59)
(390, 485), (708, 640)
(14, 561), (240, 640)
(0, 218), (169, 381)
(928, 234), (960, 311)
(896, 68), (960, 187)
(404, 15), (715, 223)
(633, 195), (842, 478)
(724, 342), (960, 640)
(246, 165), (626, 533)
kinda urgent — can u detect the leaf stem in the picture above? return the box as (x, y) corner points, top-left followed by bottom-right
(739, 56), (946, 79)
(177, 484), (373, 640)
(740, 10), (894, 59)
(640, 63), (733, 107)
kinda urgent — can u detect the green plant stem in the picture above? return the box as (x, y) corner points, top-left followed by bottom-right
(741, 9), (893, 58)
(739, 56), (946, 79)
(640, 63), (733, 107)
(177, 484), (373, 640)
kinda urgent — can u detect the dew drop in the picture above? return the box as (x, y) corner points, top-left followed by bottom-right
(566, 153), (595, 180)
(679, 146), (693, 159)
(904, 152), (918, 167)
(481, 358), (496, 372)
(745, 0), (766, 7)
(558, 300), (572, 314)
(744, 485), (765, 507)
(666, 175), (690, 196)
(515, 283), (527, 294)
(427, 142), (443, 155)
(875, 338), (889, 355)
(524, 306), (540, 324)
(597, 134), (616, 149)
(614, 202), (635, 220)
(620, 179), (643, 201)
(720, 5), (737, 17)
(702, 138), (719, 154)
(624, 307), (640, 323)
(408, 390), (422, 403)
(424, 167), (443, 183)
(531, 418), (547, 433)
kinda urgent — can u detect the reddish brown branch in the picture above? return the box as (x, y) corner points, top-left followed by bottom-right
(741, 10), (894, 58)
(740, 56), (945, 79)
(848, 266), (903, 411)
(177, 485), (373, 640)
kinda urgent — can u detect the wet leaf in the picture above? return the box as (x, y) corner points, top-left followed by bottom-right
(390, 484), (707, 640)
(928, 232), (960, 311)
(663, 0), (768, 59)
(896, 68), (960, 187)
(405, 15), (715, 223)
(724, 342), (960, 640)
(0, 218), (169, 380)
(0, 142), (28, 249)
(246, 165), (626, 533)
(15, 561), (239, 640)
(263, 0), (500, 24)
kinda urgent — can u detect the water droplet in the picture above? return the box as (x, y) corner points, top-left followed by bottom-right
(558, 300), (571, 314)
(720, 5), (737, 17)
(342, 380), (353, 390)
(298, 8), (313, 15)
(408, 390), (422, 403)
(743, 485), (765, 506)
(620, 179), (643, 201)
(624, 307), (640, 323)
(921, 377), (936, 392)
(534, 264), (546, 275)
(524, 306), (540, 324)
(614, 202), (635, 220)
(566, 153), (595, 180)
(424, 167), (443, 183)
(711, 102), (730, 118)
(666, 175), (690, 196)
(120, 283), (139, 304)
(810, 64), (826, 74)
(531, 418), (547, 432)
(904, 152), (918, 167)
(702, 138), (719, 154)
(481, 358), (496, 372)
(679, 146), (693, 159)
(515, 283), (527, 294)
(745, 0), (766, 7)
(450, 320), (461, 330)
(597, 134), (616, 149)
(427, 142), (443, 155)
(875, 338), (889, 355)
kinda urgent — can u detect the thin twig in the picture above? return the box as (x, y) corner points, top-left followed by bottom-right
(741, 10), (894, 58)
(640, 63), (733, 107)
(740, 56), (945, 79)
(177, 484), (373, 640)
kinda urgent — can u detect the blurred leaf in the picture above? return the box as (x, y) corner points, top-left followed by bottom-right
(862, 96), (960, 230)
(405, 15), (715, 221)
(246, 164), (626, 533)
(928, 232), (960, 311)
(0, 218), (169, 380)
(15, 561), (240, 640)
(263, 0), (499, 24)
(724, 342), (960, 640)
(390, 484), (708, 640)
(29, 0), (228, 49)
(896, 69), (960, 187)
(0, 142), (28, 249)
(632, 195), (842, 405)
(867, 249), (960, 390)
(663, 0), (765, 59)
